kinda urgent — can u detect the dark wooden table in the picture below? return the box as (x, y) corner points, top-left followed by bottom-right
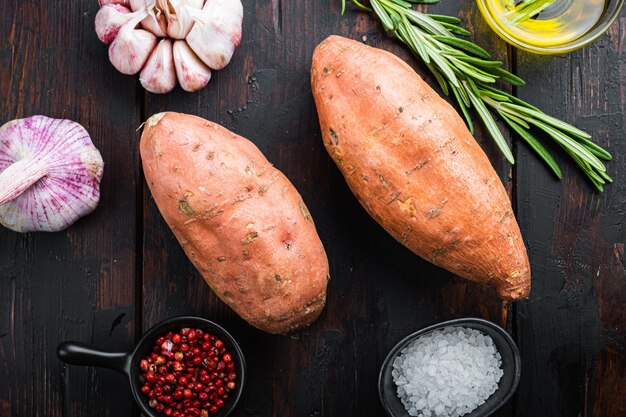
(1, 1), (625, 416)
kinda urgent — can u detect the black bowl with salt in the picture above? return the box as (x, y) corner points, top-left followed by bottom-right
(379, 317), (521, 417)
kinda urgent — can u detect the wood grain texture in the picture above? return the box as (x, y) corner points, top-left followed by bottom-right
(0, 0), (624, 416)
(0, 1), (140, 417)
(514, 11), (626, 417)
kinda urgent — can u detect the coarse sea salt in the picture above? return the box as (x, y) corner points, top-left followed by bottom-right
(391, 326), (503, 417)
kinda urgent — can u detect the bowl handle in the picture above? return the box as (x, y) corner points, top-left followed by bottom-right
(57, 342), (131, 374)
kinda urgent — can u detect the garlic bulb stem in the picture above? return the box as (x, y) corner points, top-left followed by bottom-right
(0, 158), (47, 205)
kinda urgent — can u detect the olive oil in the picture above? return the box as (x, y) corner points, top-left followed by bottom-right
(483, 0), (607, 48)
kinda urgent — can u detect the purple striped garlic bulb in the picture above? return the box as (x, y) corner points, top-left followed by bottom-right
(0, 116), (104, 232)
(94, 0), (243, 94)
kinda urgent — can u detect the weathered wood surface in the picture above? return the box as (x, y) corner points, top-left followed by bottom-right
(515, 16), (626, 417)
(0, 1), (141, 417)
(0, 0), (624, 416)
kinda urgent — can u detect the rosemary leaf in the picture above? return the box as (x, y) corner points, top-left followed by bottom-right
(576, 137), (612, 161)
(454, 55), (503, 68)
(439, 21), (471, 36)
(452, 85), (475, 134)
(448, 56), (498, 83)
(426, 62), (450, 95)
(479, 88), (512, 103)
(489, 67), (526, 86)
(428, 14), (462, 24)
(422, 41), (460, 87)
(531, 119), (605, 172)
(387, 0), (414, 8)
(500, 112), (563, 179)
(400, 16), (431, 63)
(432, 36), (492, 59)
(480, 85), (541, 111)
(500, 102), (591, 139)
(371, 0), (395, 30)
(465, 81), (515, 163)
(599, 170), (613, 182)
(499, 111), (530, 129)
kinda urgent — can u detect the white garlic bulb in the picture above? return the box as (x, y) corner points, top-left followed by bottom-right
(0, 116), (104, 233)
(95, 0), (242, 93)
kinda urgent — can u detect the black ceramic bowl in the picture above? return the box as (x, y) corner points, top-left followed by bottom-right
(379, 318), (521, 417)
(57, 316), (246, 417)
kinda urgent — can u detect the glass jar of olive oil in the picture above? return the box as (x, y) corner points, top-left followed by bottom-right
(476, 0), (625, 54)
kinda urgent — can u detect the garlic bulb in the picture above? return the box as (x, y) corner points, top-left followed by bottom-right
(95, 0), (242, 93)
(0, 116), (104, 233)
(140, 39), (177, 94)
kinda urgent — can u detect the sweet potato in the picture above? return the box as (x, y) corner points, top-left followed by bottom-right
(311, 36), (530, 300)
(140, 112), (329, 333)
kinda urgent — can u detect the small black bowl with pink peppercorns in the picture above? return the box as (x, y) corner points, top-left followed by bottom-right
(57, 316), (245, 417)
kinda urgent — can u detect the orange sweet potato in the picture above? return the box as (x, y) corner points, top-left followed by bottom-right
(311, 36), (530, 300)
(140, 112), (329, 333)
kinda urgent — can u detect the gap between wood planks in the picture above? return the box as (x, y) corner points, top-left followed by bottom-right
(130, 80), (147, 417)
(272, 0), (283, 35)
(507, 39), (520, 417)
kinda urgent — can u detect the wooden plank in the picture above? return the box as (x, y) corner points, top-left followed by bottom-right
(431, 3), (515, 330)
(513, 13), (626, 417)
(0, 1), (141, 416)
(141, 1), (515, 416)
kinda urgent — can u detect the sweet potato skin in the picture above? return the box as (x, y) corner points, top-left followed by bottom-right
(311, 36), (530, 300)
(140, 112), (329, 333)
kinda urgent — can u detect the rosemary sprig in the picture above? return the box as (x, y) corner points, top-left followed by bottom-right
(340, 0), (612, 191)
(505, 0), (555, 24)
